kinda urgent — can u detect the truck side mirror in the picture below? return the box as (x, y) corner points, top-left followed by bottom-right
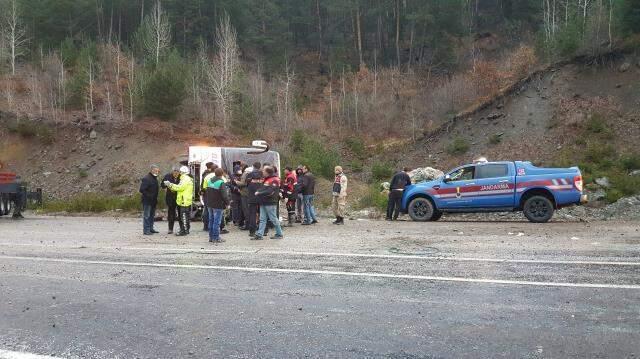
(443, 174), (451, 183)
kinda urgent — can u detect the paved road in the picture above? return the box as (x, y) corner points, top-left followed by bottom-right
(1, 215), (639, 358)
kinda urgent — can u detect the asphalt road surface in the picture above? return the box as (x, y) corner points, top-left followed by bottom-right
(1, 215), (639, 358)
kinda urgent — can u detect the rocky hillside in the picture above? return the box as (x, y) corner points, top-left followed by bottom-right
(1, 53), (639, 209)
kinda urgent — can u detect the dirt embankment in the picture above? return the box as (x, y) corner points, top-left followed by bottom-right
(388, 53), (640, 171)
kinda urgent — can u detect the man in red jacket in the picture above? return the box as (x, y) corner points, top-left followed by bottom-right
(254, 166), (284, 240)
(282, 166), (297, 227)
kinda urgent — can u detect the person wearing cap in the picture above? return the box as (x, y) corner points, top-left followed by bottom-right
(164, 166), (194, 236)
(139, 164), (160, 235)
(282, 166), (298, 227)
(200, 162), (217, 231)
(331, 166), (348, 225)
(160, 166), (181, 234)
(386, 167), (412, 221)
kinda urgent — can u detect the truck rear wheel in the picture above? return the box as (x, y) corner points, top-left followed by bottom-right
(0, 194), (11, 216)
(408, 197), (436, 222)
(523, 195), (554, 223)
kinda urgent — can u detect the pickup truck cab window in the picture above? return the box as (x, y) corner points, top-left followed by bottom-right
(448, 166), (475, 182)
(474, 164), (509, 179)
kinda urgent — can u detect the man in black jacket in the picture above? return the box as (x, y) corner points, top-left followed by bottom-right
(300, 165), (318, 225)
(245, 162), (263, 237)
(386, 167), (412, 221)
(139, 164), (160, 235)
(161, 166), (180, 234)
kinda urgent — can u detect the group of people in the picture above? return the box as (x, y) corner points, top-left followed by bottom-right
(138, 162), (350, 243)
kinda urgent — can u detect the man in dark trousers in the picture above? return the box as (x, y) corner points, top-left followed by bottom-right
(282, 166), (297, 227)
(386, 167), (412, 221)
(139, 164), (160, 235)
(230, 165), (244, 227)
(161, 166), (180, 234)
(245, 162), (263, 237)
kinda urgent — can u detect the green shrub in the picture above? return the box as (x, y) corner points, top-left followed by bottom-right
(584, 114), (613, 139)
(446, 137), (470, 155)
(350, 161), (364, 173)
(290, 130), (305, 152)
(620, 154), (640, 171)
(8, 121), (55, 144)
(286, 131), (340, 179)
(584, 142), (615, 164)
(109, 177), (130, 188)
(371, 162), (394, 181)
(488, 134), (502, 145)
(140, 52), (188, 120)
(605, 189), (623, 203)
(40, 193), (144, 213)
(609, 172), (640, 197)
(344, 137), (366, 159)
(78, 169), (89, 178)
(357, 185), (388, 211)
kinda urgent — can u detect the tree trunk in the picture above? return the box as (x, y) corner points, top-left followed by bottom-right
(316, 0), (322, 59)
(408, 21), (415, 70)
(356, 4), (363, 67)
(395, 0), (401, 67)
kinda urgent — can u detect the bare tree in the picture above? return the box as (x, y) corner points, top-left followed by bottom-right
(2, 0), (28, 75)
(141, 0), (171, 65)
(279, 62), (295, 133)
(328, 66), (334, 125)
(204, 14), (239, 129)
(128, 58), (135, 122)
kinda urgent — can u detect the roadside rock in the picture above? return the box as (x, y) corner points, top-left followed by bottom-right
(595, 177), (611, 188)
(89, 130), (97, 140)
(619, 62), (631, 72)
(487, 113), (504, 120)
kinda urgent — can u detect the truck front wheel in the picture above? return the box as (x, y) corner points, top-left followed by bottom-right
(408, 197), (437, 222)
(523, 195), (554, 223)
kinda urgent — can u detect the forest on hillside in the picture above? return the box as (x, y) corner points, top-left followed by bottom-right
(1, 0), (639, 141)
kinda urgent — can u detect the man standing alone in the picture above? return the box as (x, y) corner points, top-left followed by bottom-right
(139, 164), (160, 235)
(386, 167), (412, 221)
(165, 166), (194, 236)
(332, 166), (348, 225)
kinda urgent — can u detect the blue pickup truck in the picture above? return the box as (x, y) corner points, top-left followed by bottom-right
(401, 161), (587, 223)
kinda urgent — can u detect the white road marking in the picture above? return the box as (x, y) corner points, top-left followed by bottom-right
(1, 242), (639, 266)
(0, 349), (60, 359)
(2, 255), (640, 290)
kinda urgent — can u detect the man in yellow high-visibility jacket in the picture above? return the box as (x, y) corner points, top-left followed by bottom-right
(164, 166), (193, 236)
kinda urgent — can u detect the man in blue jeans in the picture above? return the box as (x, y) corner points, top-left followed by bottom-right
(203, 168), (229, 243)
(139, 164), (160, 235)
(300, 165), (318, 225)
(254, 166), (284, 240)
